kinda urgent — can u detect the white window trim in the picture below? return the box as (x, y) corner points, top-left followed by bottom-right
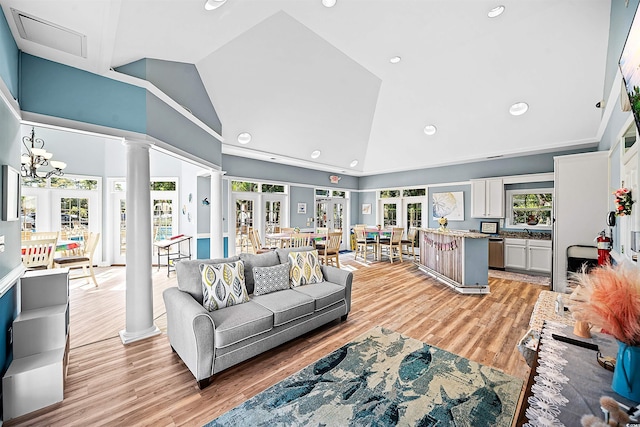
(504, 188), (553, 230)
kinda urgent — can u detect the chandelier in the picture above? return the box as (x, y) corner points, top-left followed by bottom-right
(20, 127), (66, 179)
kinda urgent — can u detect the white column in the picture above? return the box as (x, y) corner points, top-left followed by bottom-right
(210, 170), (225, 258)
(119, 140), (161, 344)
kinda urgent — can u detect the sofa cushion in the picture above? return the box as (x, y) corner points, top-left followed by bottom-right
(208, 301), (274, 348)
(253, 263), (290, 296)
(239, 251), (280, 294)
(201, 262), (250, 312)
(175, 256), (240, 301)
(252, 289), (315, 327)
(288, 250), (324, 287)
(275, 246), (315, 264)
(292, 282), (346, 312)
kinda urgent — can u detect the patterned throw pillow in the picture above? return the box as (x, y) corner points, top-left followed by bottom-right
(287, 250), (324, 287)
(253, 263), (291, 296)
(200, 261), (250, 311)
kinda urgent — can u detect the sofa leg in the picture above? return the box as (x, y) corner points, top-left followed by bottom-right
(197, 377), (212, 390)
(341, 314), (348, 322)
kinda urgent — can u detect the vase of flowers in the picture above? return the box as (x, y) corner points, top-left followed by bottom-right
(438, 216), (448, 231)
(570, 263), (640, 401)
(614, 187), (634, 216)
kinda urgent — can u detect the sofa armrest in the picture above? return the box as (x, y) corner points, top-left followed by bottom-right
(321, 265), (353, 313)
(163, 287), (216, 382)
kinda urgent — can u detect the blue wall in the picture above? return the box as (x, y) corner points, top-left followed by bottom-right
(0, 20), (21, 381)
(20, 54), (147, 133)
(0, 8), (18, 99)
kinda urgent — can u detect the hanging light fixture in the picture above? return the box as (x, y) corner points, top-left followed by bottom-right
(20, 127), (66, 179)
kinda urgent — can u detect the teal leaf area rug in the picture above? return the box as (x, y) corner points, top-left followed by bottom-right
(205, 327), (523, 426)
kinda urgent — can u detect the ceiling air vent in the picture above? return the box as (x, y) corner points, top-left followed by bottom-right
(11, 9), (87, 58)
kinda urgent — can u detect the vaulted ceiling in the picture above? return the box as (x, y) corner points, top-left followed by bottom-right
(1, 0), (612, 175)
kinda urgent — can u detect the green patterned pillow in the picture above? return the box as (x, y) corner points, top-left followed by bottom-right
(287, 250), (324, 287)
(200, 261), (250, 311)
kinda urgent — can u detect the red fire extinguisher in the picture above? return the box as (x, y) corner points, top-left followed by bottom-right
(596, 230), (612, 265)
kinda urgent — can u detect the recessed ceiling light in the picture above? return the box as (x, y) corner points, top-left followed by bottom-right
(390, 56), (402, 64)
(311, 150), (321, 159)
(423, 125), (437, 135)
(350, 160), (358, 167)
(509, 102), (529, 116)
(488, 5), (505, 18)
(204, 0), (227, 10)
(237, 132), (251, 144)
(322, 0), (337, 7)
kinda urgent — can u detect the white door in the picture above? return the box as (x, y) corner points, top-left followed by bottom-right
(316, 198), (348, 250)
(111, 192), (127, 265)
(108, 179), (178, 265)
(379, 198), (401, 228)
(232, 193), (260, 254)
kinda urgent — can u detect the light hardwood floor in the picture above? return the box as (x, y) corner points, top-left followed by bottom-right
(4, 255), (544, 426)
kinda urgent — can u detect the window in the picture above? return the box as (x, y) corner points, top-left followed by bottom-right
(261, 184), (285, 193)
(380, 189), (400, 198)
(51, 177), (99, 190)
(506, 189), (552, 228)
(232, 181), (259, 192)
(403, 188), (426, 197)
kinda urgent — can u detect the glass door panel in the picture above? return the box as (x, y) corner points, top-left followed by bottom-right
(153, 199), (174, 241)
(20, 195), (37, 233)
(235, 198), (255, 253)
(382, 202), (398, 227)
(60, 197), (89, 240)
(316, 201), (328, 228)
(405, 201), (423, 230)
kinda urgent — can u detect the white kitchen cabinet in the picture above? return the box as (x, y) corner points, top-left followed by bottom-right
(471, 178), (504, 218)
(528, 240), (553, 273)
(504, 238), (552, 274)
(504, 238), (527, 270)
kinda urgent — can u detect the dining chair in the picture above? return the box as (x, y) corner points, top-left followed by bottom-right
(21, 231), (32, 241)
(289, 233), (311, 248)
(249, 229), (273, 254)
(31, 231), (60, 240)
(401, 227), (418, 259)
(318, 232), (342, 268)
(379, 227), (404, 263)
(22, 237), (58, 270)
(53, 232), (101, 286)
(354, 227), (377, 262)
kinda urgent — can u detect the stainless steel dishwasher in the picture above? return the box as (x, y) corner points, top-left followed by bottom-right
(488, 237), (505, 269)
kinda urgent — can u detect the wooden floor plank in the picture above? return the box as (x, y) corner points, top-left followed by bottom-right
(3, 255), (545, 426)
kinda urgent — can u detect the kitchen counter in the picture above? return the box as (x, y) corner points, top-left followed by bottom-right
(417, 229), (489, 294)
(419, 228), (489, 239)
(497, 231), (552, 240)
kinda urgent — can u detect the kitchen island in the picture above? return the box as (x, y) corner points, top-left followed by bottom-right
(418, 228), (490, 294)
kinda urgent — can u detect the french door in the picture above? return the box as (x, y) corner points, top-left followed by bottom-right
(316, 198), (348, 250)
(108, 179), (178, 265)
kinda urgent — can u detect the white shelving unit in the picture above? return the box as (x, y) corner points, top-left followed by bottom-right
(2, 268), (69, 421)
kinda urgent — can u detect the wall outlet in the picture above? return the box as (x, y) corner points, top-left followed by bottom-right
(0, 244), (4, 253)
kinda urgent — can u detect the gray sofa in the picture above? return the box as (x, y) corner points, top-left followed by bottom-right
(163, 246), (353, 389)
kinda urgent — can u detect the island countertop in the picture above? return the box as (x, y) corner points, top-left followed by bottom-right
(419, 228), (489, 239)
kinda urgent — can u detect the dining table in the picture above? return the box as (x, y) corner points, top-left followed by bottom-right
(265, 232), (327, 248)
(362, 227), (391, 260)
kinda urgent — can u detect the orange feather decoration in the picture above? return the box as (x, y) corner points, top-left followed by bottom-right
(570, 263), (640, 346)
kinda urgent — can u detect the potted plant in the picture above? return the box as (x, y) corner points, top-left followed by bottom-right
(570, 263), (640, 401)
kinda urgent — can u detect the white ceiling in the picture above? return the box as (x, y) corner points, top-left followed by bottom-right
(1, 0), (612, 176)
